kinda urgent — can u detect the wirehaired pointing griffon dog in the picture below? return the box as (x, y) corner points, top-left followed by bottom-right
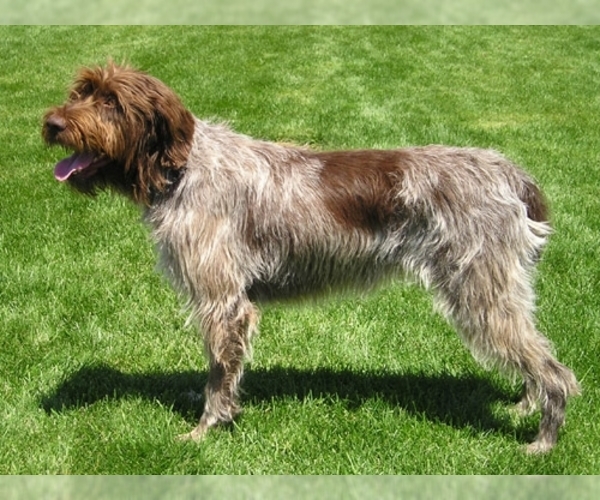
(43, 63), (579, 453)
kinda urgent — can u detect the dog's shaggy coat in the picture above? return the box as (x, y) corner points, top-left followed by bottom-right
(42, 63), (579, 453)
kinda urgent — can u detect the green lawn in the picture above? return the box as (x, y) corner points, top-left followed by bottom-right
(1, 0), (596, 24)
(0, 0), (600, 25)
(2, 476), (600, 499)
(1, 26), (599, 474)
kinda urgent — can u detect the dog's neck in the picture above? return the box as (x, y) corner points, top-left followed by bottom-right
(148, 166), (186, 205)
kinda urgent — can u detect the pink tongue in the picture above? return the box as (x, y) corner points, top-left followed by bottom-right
(54, 152), (95, 181)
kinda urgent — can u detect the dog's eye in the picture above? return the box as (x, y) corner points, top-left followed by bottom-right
(70, 82), (94, 101)
(103, 94), (118, 109)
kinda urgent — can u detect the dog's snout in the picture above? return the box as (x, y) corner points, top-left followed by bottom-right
(45, 114), (67, 132)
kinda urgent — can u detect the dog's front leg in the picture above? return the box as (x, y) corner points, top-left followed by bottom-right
(180, 296), (258, 441)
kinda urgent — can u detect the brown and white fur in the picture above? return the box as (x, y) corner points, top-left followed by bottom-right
(42, 63), (579, 453)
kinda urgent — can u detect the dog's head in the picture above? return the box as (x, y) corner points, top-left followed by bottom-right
(42, 63), (195, 205)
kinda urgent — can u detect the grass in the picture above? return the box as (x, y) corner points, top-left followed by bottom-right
(2, 0), (598, 24)
(3, 477), (600, 500)
(2, 476), (599, 499)
(0, 26), (599, 474)
(0, 0), (599, 25)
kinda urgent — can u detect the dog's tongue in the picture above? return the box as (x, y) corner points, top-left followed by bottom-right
(54, 152), (95, 181)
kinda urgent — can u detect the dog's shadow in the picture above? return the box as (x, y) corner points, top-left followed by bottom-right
(39, 363), (533, 442)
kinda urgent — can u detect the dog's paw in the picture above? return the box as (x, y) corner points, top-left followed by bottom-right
(525, 438), (554, 455)
(177, 427), (206, 443)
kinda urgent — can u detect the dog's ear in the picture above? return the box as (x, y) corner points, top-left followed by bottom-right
(151, 86), (195, 169)
(113, 68), (195, 205)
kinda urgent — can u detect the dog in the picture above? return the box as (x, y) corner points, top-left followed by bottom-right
(42, 63), (579, 454)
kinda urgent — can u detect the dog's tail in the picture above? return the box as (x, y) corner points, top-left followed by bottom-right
(517, 175), (552, 262)
(519, 176), (549, 225)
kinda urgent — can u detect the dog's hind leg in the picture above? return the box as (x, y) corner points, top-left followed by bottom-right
(480, 315), (578, 454)
(436, 257), (579, 453)
(180, 296), (259, 441)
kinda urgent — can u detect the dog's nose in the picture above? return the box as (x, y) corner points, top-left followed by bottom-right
(45, 114), (67, 132)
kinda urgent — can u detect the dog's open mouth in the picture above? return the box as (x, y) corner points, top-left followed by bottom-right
(54, 152), (110, 181)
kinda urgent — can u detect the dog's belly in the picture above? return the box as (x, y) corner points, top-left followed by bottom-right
(246, 247), (400, 303)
